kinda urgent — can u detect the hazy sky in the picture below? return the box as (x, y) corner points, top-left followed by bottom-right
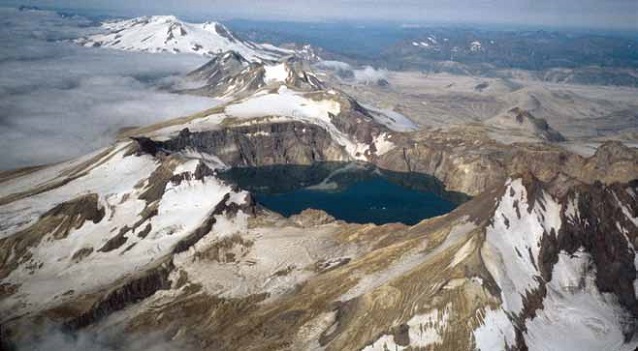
(11, 0), (638, 30)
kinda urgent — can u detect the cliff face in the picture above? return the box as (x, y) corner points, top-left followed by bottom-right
(146, 122), (350, 166)
(378, 129), (638, 196)
(128, 107), (638, 198)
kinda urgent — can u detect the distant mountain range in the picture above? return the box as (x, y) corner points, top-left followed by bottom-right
(226, 20), (638, 86)
(385, 29), (638, 70)
(72, 15), (638, 86)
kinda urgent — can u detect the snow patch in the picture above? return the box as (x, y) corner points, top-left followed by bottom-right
(373, 133), (395, 155)
(263, 63), (289, 83)
(482, 178), (562, 314)
(360, 104), (418, 132)
(470, 41), (482, 52)
(473, 307), (516, 351)
(362, 304), (451, 350)
(524, 250), (638, 351)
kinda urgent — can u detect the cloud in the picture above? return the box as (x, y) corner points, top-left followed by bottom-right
(353, 66), (388, 84)
(314, 60), (387, 84)
(0, 8), (218, 170)
(314, 60), (352, 72)
(10, 320), (195, 351)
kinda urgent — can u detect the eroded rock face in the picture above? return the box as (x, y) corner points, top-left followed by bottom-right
(127, 97), (638, 199)
(0, 193), (104, 279)
(152, 123), (350, 166)
(487, 175), (638, 348)
(66, 261), (174, 330)
(556, 180), (638, 317)
(379, 130), (638, 196)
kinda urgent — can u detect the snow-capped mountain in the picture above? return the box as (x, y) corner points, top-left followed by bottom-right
(74, 15), (293, 61)
(184, 52), (325, 98)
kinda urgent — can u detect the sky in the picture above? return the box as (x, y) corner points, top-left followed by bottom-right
(8, 0), (638, 30)
(0, 8), (218, 170)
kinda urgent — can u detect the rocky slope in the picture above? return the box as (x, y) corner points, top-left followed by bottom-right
(184, 53), (324, 98)
(1, 52), (637, 351)
(485, 107), (566, 143)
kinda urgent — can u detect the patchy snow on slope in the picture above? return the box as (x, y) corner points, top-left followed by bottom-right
(75, 15), (287, 61)
(564, 193), (580, 224)
(0, 152), (247, 321)
(225, 88), (340, 120)
(407, 304), (450, 347)
(372, 133), (395, 155)
(470, 41), (482, 52)
(361, 103), (418, 132)
(0, 145), (159, 316)
(447, 237), (476, 269)
(0, 143), (157, 239)
(482, 178), (562, 314)
(362, 304), (451, 351)
(473, 307), (516, 351)
(524, 249), (638, 351)
(174, 223), (355, 300)
(479, 181), (637, 350)
(263, 63), (289, 83)
(362, 334), (405, 351)
(150, 166), (235, 240)
(224, 87), (375, 160)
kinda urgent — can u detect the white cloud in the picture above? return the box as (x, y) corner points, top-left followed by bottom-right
(353, 66), (388, 84)
(314, 60), (388, 84)
(0, 8), (218, 170)
(314, 60), (352, 72)
(11, 320), (194, 351)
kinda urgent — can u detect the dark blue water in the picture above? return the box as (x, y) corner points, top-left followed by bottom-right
(256, 177), (457, 225)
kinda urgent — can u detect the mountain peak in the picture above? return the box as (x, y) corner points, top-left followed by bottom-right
(75, 15), (292, 62)
(184, 50), (324, 98)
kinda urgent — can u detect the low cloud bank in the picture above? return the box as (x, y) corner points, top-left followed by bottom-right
(0, 8), (217, 170)
(7, 320), (194, 351)
(314, 60), (388, 84)
(353, 65), (388, 84)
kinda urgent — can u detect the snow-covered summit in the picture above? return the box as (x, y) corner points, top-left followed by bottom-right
(185, 52), (325, 98)
(74, 15), (293, 61)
